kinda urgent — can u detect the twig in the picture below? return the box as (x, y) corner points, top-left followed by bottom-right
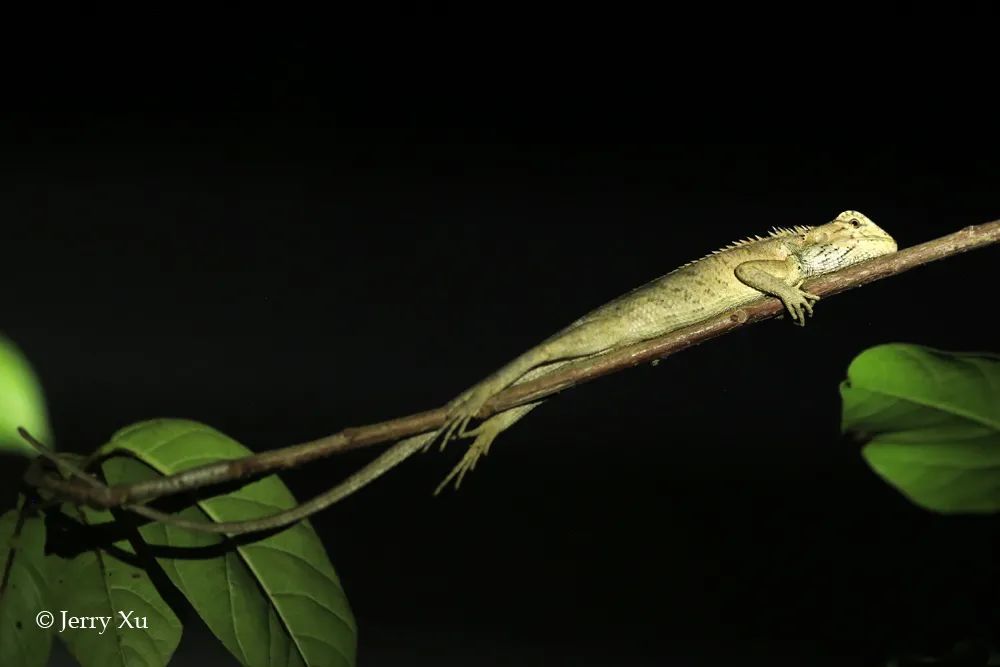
(24, 428), (435, 535)
(24, 220), (1000, 518)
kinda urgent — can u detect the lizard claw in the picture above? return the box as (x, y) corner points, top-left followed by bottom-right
(781, 288), (821, 326)
(437, 413), (468, 452)
(427, 386), (491, 453)
(434, 418), (502, 495)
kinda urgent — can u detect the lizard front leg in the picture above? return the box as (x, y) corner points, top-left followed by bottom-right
(734, 258), (820, 326)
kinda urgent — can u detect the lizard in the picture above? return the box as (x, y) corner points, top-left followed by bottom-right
(71, 210), (897, 536)
(424, 209), (899, 492)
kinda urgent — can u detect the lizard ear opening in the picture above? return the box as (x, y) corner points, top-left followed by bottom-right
(849, 218), (861, 227)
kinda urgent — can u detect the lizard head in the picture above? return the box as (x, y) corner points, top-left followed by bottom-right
(798, 210), (898, 275)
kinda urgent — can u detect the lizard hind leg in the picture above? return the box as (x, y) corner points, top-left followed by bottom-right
(433, 401), (542, 495)
(430, 320), (620, 454)
(421, 387), (476, 454)
(427, 345), (560, 454)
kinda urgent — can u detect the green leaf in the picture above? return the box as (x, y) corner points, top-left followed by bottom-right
(46, 504), (183, 667)
(840, 343), (1000, 513)
(0, 334), (52, 456)
(0, 503), (52, 667)
(98, 419), (358, 667)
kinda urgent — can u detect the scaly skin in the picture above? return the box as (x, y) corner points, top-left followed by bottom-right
(430, 210), (897, 490)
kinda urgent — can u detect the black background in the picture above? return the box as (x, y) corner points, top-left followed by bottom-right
(1, 33), (999, 667)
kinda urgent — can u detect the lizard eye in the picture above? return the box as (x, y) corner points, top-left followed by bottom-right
(849, 218), (861, 227)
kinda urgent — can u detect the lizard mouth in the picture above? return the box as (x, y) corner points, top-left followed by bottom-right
(849, 242), (897, 265)
(864, 236), (898, 253)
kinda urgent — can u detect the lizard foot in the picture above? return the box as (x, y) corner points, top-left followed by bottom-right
(780, 287), (820, 326)
(433, 418), (502, 495)
(424, 385), (494, 453)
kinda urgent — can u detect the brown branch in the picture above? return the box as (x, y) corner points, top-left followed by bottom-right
(25, 220), (1000, 512)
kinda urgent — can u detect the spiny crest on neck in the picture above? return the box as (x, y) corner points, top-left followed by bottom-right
(675, 224), (813, 269)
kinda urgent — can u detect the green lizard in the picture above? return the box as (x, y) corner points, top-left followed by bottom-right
(428, 209), (898, 492)
(98, 209), (898, 535)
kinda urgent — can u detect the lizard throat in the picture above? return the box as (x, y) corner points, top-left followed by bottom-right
(798, 237), (898, 275)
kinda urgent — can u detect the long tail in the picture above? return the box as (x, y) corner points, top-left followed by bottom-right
(122, 432), (434, 535)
